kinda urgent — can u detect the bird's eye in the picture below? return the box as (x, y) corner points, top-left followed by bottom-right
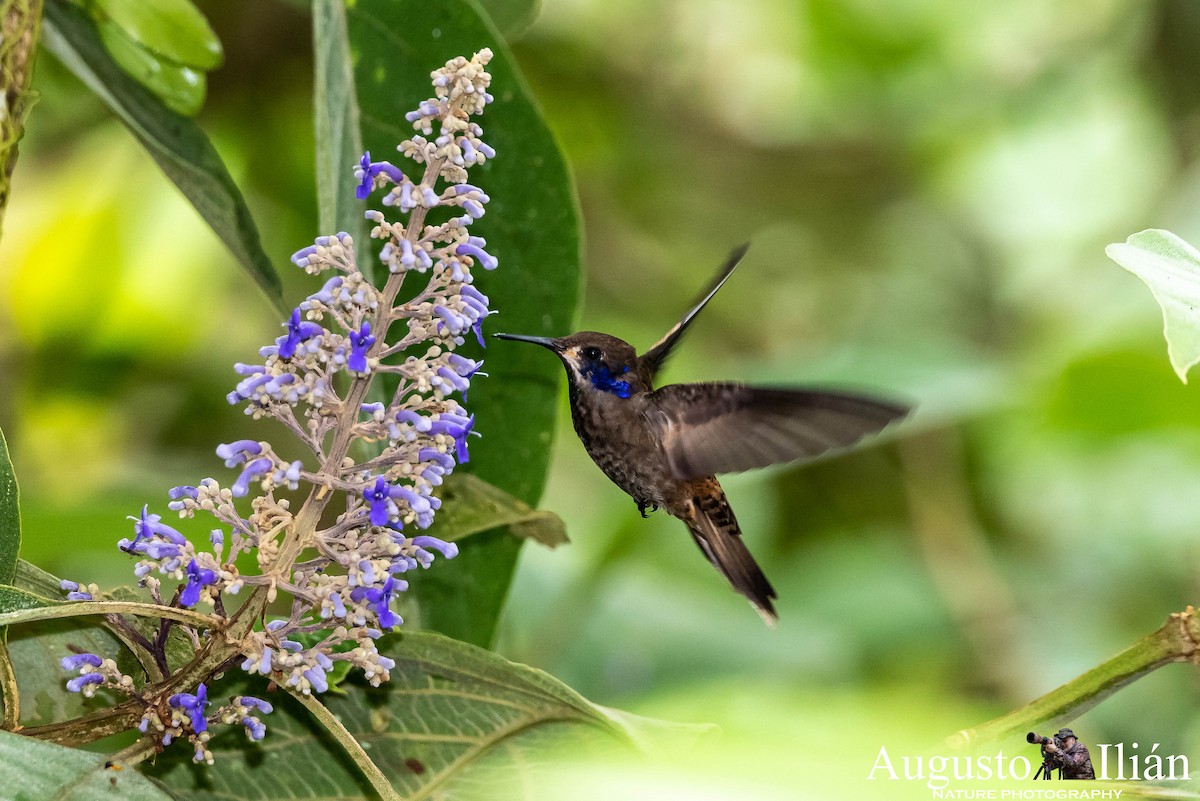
(581, 346), (602, 361)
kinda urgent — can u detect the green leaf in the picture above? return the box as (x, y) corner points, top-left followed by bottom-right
(0, 586), (60, 615)
(477, 0), (542, 39)
(149, 632), (708, 800)
(1107, 229), (1200, 383)
(312, 0), (371, 281)
(42, 0), (286, 313)
(5, 564), (127, 728)
(403, 476), (567, 646)
(0, 730), (175, 800)
(0, 429), (19, 586)
(346, 0), (581, 647)
(14, 559), (67, 598)
(0, 431), (21, 727)
(425, 473), (567, 548)
(97, 21), (206, 116)
(92, 0), (223, 70)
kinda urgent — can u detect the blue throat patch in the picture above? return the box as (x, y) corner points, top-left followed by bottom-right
(586, 363), (633, 399)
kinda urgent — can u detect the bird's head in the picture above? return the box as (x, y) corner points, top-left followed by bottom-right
(494, 331), (640, 399)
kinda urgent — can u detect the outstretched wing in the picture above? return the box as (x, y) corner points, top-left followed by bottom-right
(651, 383), (909, 480)
(637, 243), (750, 383)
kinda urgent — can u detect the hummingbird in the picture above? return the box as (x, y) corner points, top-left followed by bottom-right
(495, 244), (908, 624)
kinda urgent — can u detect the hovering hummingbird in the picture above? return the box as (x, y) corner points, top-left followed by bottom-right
(495, 244), (908, 624)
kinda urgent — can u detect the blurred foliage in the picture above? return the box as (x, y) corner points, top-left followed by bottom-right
(5, 0), (1200, 795)
(84, 0), (224, 115)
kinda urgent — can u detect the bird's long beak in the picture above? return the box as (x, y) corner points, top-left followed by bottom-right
(493, 333), (563, 351)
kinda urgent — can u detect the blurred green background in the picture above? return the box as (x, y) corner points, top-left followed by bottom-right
(5, 0), (1200, 796)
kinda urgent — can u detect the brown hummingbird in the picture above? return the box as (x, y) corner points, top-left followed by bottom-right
(495, 244), (908, 624)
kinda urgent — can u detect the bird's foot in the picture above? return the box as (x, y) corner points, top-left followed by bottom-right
(637, 501), (659, 519)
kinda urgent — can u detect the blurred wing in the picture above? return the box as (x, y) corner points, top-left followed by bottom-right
(652, 383), (909, 480)
(638, 243), (749, 382)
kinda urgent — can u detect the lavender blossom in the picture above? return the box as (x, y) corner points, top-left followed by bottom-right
(55, 49), (497, 765)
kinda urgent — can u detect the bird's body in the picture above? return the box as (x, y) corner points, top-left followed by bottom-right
(496, 245), (908, 624)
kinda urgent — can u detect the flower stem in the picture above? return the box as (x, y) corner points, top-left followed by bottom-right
(107, 735), (160, 768)
(270, 155), (446, 579)
(948, 606), (1200, 748)
(20, 699), (143, 745)
(0, 600), (219, 630)
(292, 690), (402, 801)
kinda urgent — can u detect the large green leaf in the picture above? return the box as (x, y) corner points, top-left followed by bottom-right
(14, 559), (68, 598)
(0, 428), (19, 585)
(92, 0), (223, 70)
(0, 428), (21, 728)
(4, 561), (129, 728)
(345, 0), (581, 646)
(312, 0), (371, 280)
(149, 631), (707, 800)
(0, 586), (60, 615)
(1107, 229), (1200, 383)
(96, 20), (207, 117)
(401, 475), (567, 645)
(423, 473), (567, 549)
(0, 729), (174, 801)
(41, 0), (285, 312)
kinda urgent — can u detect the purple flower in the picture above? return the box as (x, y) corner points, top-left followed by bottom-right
(168, 683), (209, 733)
(396, 409), (432, 432)
(356, 151), (406, 200)
(458, 285), (491, 318)
(137, 541), (183, 560)
(418, 449), (456, 471)
(243, 716), (267, 741)
(239, 696), (274, 714)
(390, 485), (438, 529)
(242, 645), (274, 675)
(291, 244), (320, 268)
(215, 439), (262, 468)
(435, 365), (472, 395)
(232, 457), (273, 497)
(304, 666), (330, 693)
(364, 477), (396, 526)
(60, 653), (103, 671)
(310, 275), (345, 305)
(128, 506), (186, 548)
(394, 238), (432, 270)
(167, 485), (199, 512)
(412, 535), (459, 561)
(278, 309), (324, 360)
(66, 673), (104, 693)
(59, 580), (93, 601)
(350, 575), (402, 629)
(429, 412), (479, 463)
(180, 559), (218, 607)
(347, 322), (375, 373)
(227, 365), (271, 405)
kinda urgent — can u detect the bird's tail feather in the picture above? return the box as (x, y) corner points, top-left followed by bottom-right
(686, 491), (778, 625)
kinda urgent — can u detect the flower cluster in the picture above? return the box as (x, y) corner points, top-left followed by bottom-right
(59, 658), (272, 763)
(57, 49), (498, 762)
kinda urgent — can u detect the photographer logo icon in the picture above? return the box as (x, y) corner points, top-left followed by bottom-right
(1025, 727), (1096, 780)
